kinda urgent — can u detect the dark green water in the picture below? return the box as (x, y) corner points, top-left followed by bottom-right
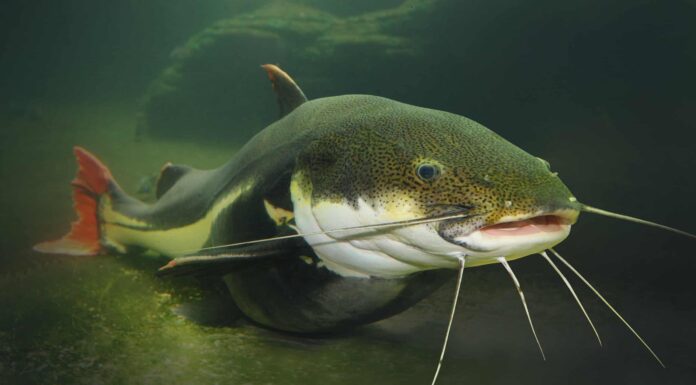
(1, 1), (695, 384)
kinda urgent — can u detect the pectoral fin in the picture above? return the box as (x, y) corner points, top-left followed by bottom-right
(156, 238), (303, 277)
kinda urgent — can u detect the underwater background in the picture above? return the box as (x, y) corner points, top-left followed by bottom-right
(1, 1), (695, 384)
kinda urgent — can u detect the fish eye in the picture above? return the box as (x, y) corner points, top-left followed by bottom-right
(416, 163), (441, 181)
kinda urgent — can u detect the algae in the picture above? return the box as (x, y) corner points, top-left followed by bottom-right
(137, 0), (437, 141)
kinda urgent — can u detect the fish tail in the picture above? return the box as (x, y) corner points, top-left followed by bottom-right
(34, 146), (118, 256)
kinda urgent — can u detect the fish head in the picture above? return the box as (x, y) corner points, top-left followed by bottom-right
(291, 96), (580, 276)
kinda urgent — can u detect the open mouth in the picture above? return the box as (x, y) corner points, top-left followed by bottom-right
(437, 209), (579, 260)
(479, 215), (573, 237)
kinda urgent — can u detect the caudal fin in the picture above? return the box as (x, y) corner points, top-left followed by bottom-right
(34, 147), (115, 256)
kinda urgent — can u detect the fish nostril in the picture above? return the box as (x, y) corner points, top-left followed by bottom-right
(477, 175), (495, 188)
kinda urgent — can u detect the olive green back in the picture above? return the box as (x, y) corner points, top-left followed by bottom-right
(281, 94), (575, 224)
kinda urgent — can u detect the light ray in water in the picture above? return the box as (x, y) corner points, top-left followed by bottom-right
(497, 257), (546, 361)
(430, 257), (466, 385)
(549, 248), (665, 368)
(580, 204), (696, 240)
(179, 210), (482, 255)
(539, 251), (602, 346)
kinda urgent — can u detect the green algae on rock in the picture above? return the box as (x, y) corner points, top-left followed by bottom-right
(137, 0), (436, 142)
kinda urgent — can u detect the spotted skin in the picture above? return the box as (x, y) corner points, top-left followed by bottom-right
(293, 95), (576, 229)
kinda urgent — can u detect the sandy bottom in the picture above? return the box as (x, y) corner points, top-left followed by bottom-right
(0, 101), (694, 385)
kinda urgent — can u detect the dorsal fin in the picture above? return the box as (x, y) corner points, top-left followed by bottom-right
(261, 64), (307, 118)
(155, 162), (193, 199)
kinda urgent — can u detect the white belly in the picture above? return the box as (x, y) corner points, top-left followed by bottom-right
(290, 179), (464, 278)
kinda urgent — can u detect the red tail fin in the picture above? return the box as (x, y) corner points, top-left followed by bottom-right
(34, 147), (114, 256)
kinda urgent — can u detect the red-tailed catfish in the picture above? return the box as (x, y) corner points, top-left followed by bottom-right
(35, 65), (694, 374)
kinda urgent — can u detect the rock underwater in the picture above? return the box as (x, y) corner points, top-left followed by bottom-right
(136, 0), (438, 141)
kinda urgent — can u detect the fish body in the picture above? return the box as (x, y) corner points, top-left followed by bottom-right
(36, 66), (579, 333)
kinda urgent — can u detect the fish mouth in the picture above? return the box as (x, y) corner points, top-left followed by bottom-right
(439, 209), (578, 263)
(479, 214), (574, 237)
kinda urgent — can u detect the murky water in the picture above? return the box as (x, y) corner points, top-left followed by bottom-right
(2, 1), (695, 384)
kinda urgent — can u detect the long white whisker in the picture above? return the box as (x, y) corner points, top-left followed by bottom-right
(497, 257), (546, 361)
(180, 211), (480, 255)
(430, 256), (466, 385)
(580, 204), (696, 240)
(539, 251), (602, 346)
(549, 248), (665, 368)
